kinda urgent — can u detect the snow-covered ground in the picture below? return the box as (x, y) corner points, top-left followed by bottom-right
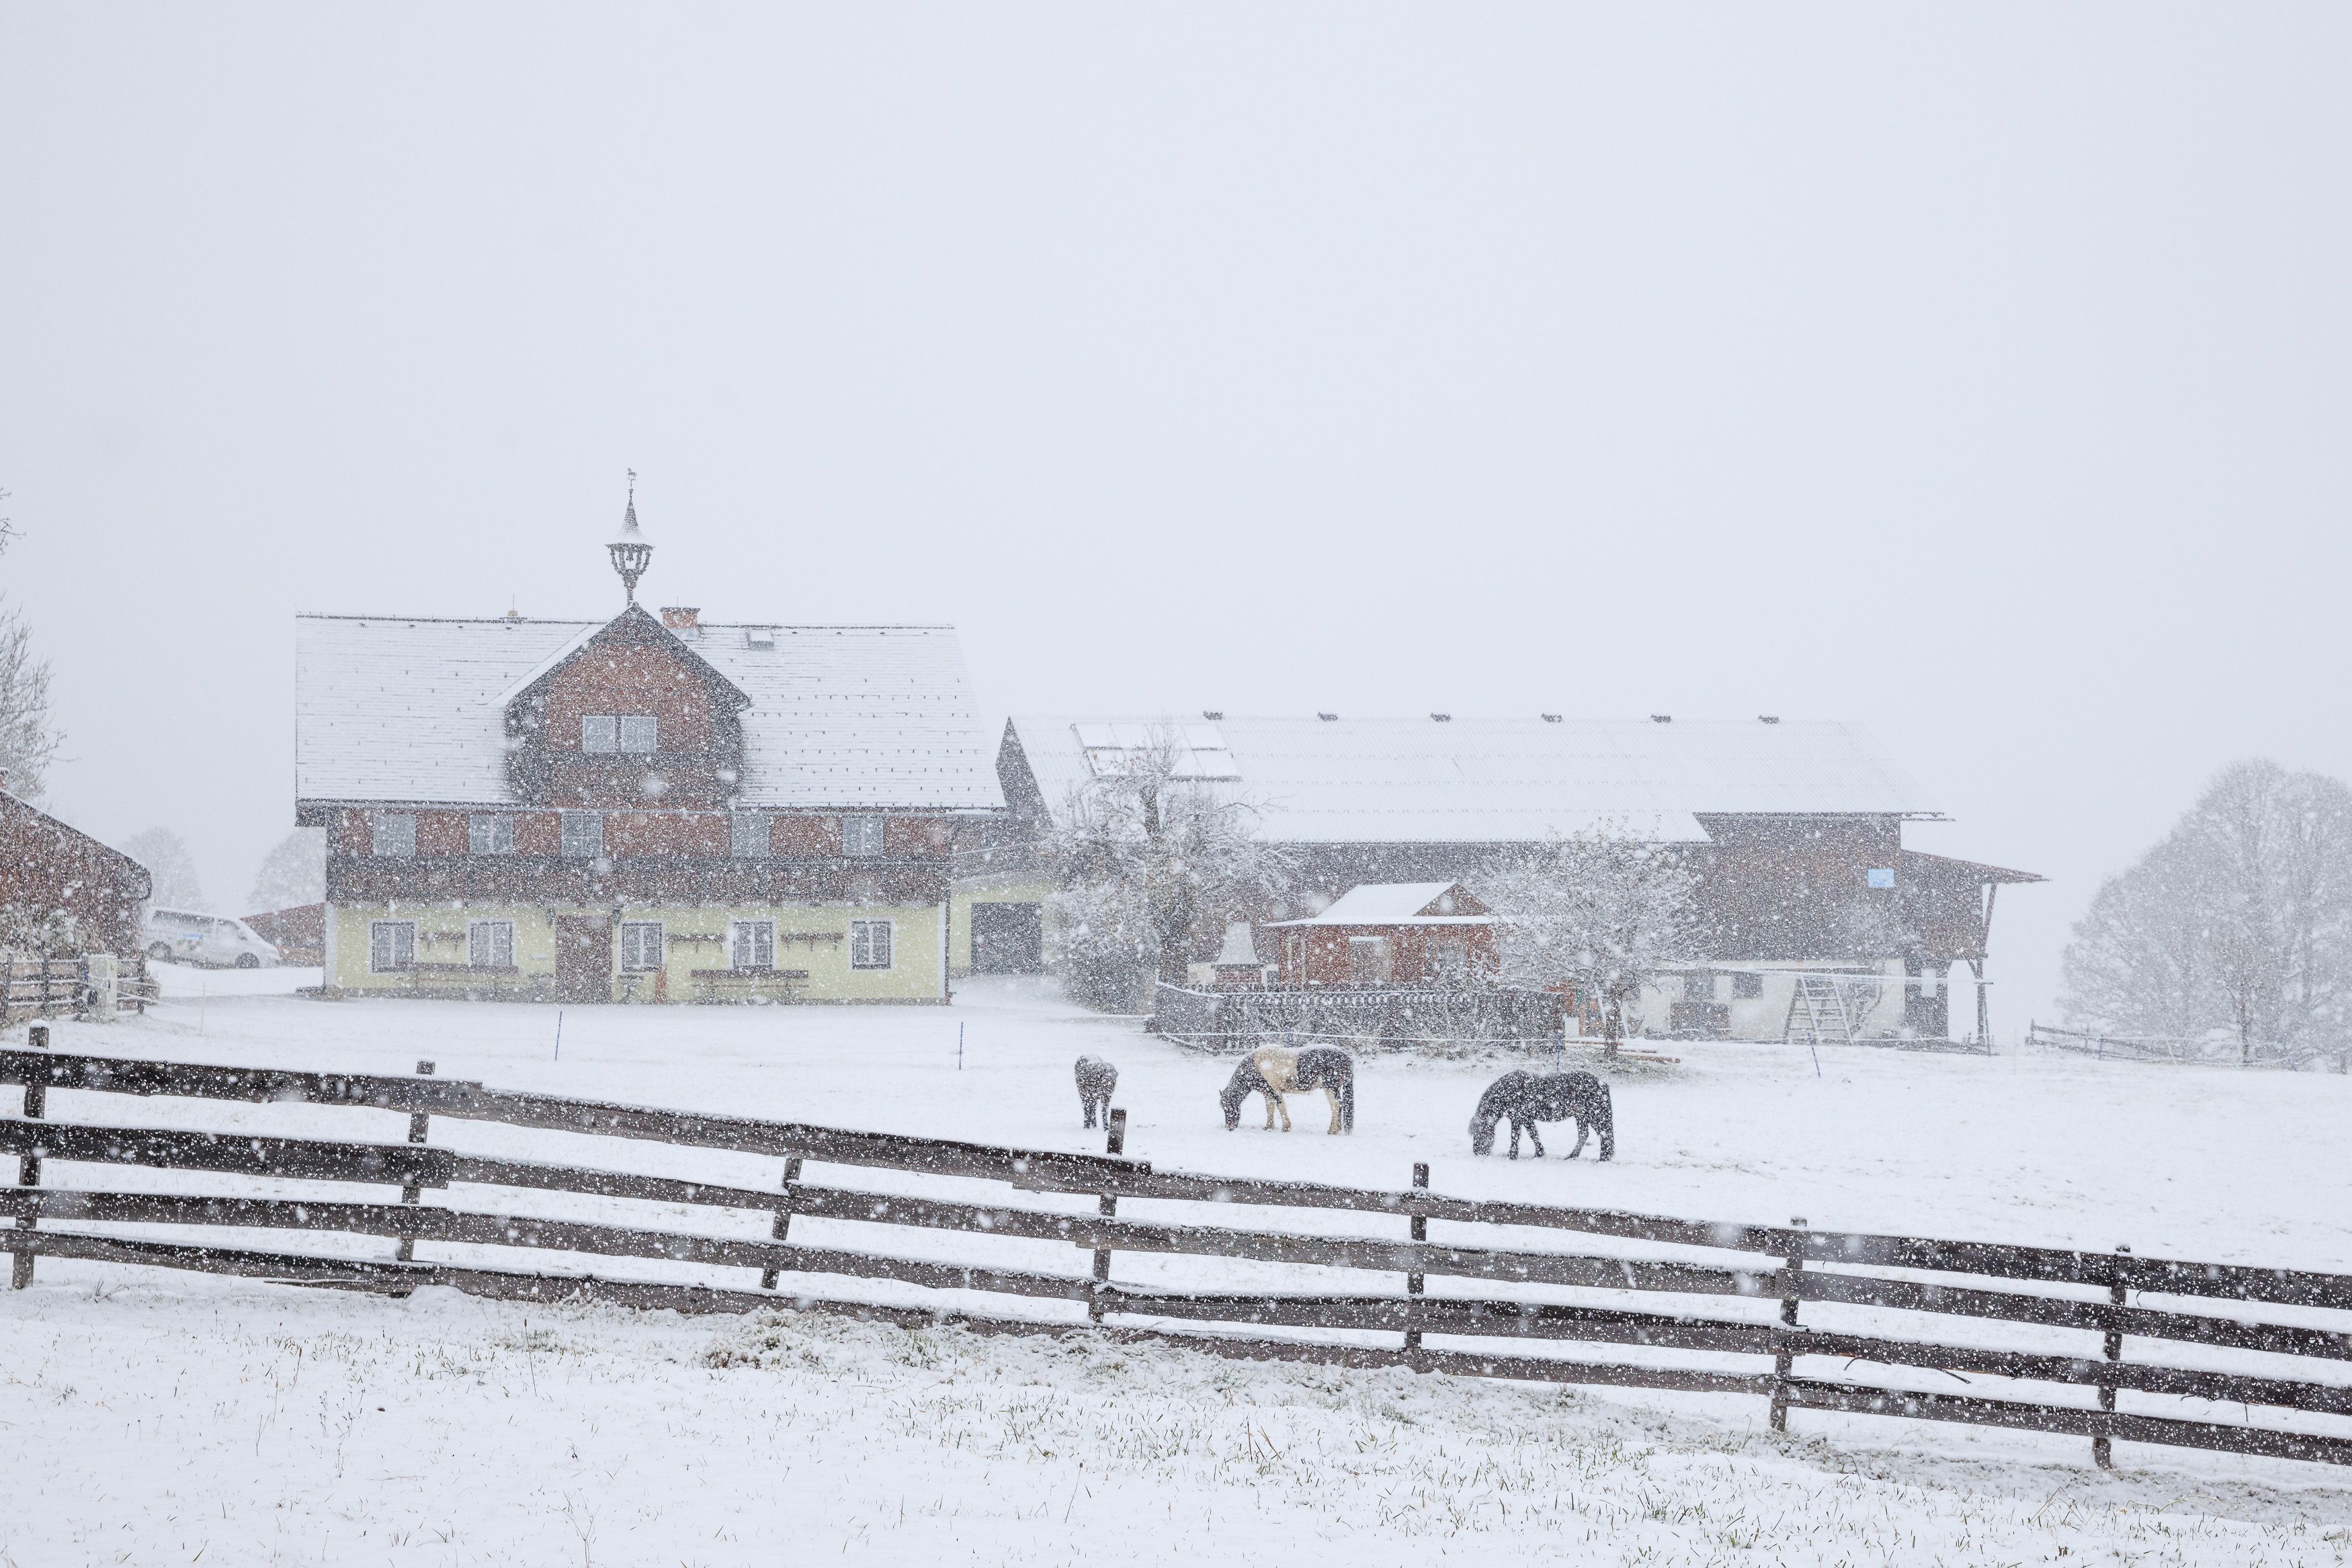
(5, 977), (2350, 1565)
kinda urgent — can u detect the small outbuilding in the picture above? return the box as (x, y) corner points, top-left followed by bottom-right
(0, 785), (151, 959)
(1265, 881), (1495, 988)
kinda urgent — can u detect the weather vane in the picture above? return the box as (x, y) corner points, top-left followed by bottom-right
(607, 470), (652, 603)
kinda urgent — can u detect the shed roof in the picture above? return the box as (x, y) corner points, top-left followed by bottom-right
(1267, 881), (1493, 926)
(296, 613), (1003, 811)
(1006, 715), (1926, 844)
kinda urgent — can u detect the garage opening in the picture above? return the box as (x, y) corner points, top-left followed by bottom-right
(969, 902), (1044, 973)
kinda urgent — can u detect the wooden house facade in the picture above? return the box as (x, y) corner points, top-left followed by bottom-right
(296, 531), (1003, 1004)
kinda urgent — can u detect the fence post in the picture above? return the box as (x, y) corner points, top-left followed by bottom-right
(1089, 1108), (1126, 1323)
(1769, 1216), (1806, 1432)
(9, 1022), (50, 1289)
(394, 1060), (433, 1263)
(761, 1155), (803, 1291)
(2094, 1244), (2130, 1469)
(1405, 1162), (1428, 1353)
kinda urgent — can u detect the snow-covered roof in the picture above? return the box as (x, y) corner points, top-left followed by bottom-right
(296, 614), (1004, 811)
(1267, 882), (1492, 927)
(1006, 715), (1927, 844)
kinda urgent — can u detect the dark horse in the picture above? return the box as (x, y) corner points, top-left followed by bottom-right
(1074, 1055), (1118, 1129)
(1468, 1070), (1613, 1160)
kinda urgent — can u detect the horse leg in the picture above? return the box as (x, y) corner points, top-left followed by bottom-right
(1507, 1119), (1521, 1160)
(1567, 1117), (1588, 1159)
(1527, 1121), (1546, 1158)
(1323, 1083), (1340, 1135)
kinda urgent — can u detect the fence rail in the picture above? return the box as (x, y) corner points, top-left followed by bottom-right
(2027, 1021), (2351, 1072)
(1152, 982), (1564, 1051)
(5, 1027), (2351, 1473)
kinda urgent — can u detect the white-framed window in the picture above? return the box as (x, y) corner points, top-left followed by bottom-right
(842, 815), (884, 858)
(730, 919), (775, 971)
(468, 919), (515, 969)
(620, 920), (665, 972)
(468, 814), (515, 855)
(560, 812), (604, 859)
(849, 919), (893, 971)
(581, 714), (657, 754)
(371, 812), (417, 858)
(730, 813), (769, 859)
(369, 920), (416, 972)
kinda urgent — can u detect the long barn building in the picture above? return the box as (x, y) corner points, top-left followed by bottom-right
(993, 715), (2040, 1042)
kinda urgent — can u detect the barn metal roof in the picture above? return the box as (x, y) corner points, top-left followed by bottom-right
(296, 613), (1004, 811)
(1006, 715), (1928, 844)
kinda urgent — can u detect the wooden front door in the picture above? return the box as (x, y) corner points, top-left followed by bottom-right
(554, 917), (612, 1003)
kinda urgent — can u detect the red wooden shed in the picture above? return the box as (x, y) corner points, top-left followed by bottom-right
(1265, 881), (1496, 988)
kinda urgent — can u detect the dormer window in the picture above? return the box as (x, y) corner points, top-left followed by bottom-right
(583, 715), (658, 754)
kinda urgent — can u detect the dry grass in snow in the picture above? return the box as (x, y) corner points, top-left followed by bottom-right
(3, 1274), (2349, 1568)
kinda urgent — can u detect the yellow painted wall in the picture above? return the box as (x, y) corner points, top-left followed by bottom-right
(327, 901), (947, 1003)
(948, 875), (1058, 973)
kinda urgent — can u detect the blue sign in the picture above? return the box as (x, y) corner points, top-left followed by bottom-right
(1867, 868), (1895, 889)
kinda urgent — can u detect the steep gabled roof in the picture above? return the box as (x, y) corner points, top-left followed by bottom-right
(1005, 715), (1927, 845)
(296, 613), (1003, 811)
(497, 603), (750, 711)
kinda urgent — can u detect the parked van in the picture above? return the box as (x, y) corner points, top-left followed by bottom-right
(143, 908), (282, 969)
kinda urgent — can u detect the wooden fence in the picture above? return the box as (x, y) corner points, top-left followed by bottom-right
(1153, 982), (1564, 1051)
(2027, 1022), (2351, 1072)
(4, 1025), (2351, 1473)
(0, 957), (153, 1025)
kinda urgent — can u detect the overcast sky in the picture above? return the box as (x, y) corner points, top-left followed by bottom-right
(3, 4), (2347, 1031)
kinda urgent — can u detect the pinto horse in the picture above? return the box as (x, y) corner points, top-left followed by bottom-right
(1468, 1070), (1613, 1160)
(1221, 1043), (1354, 1134)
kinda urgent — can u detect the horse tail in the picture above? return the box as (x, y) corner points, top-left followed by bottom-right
(1339, 1057), (1355, 1133)
(1597, 1080), (1615, 1159)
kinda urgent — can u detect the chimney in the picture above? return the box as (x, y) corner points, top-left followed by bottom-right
(661, 607), (700, 631)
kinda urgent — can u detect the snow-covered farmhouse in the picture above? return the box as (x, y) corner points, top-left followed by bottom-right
(295, 517), (1003, 1003)
(997, 715), (2041, 1042)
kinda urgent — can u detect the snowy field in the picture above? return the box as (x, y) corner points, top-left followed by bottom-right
(3, 972), (2350, 1565)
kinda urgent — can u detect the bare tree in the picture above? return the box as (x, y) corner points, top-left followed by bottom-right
(0, 606), (60, 799)
(2062, 760), (2352, 1063)
(1045, 727), (1294, 1010)
(247, 827), (326, 912)
(0, 490), (61, 800)
(122, 828), (206, 910)
(1480, 827), (1695, 1059)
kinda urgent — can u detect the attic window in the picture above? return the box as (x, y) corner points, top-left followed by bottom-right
(745, 627), (776, 649)
(583, 715), (657, 754)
